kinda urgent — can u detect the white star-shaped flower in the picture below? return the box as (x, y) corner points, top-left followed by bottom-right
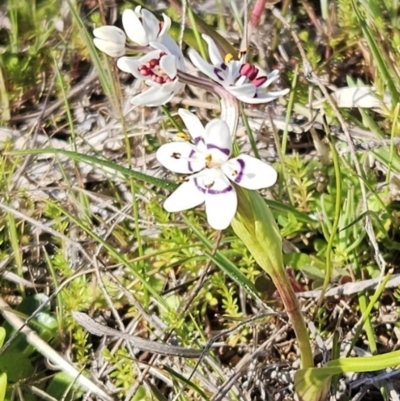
(188, 35), (289, 104)
(117, 44), (185, 107)
(93, 6), (181, 59)
(156, 109), (278, 229)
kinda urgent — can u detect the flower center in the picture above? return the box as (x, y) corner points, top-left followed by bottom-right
(138, 52), (173, 84)
(204, 153), (221, 169)
(239, 63), (268, 87)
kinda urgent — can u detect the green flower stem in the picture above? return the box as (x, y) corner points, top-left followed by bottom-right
(232, 187), (313, 369)
(269, 269), (314, 368)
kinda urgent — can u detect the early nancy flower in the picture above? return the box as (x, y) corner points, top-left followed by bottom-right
(122, 6), (171, 47)
(156, 109), (278, 230)
(93, 26), (126, 57)
(117, 45), (185, 106)
(93, 6), (176, 57)
(188, 35), (289, 104)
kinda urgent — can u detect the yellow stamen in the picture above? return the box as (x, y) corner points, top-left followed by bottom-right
(224, 53), (234, 63)
(176, 132), (191, 141)
(205, 154), (212, 167)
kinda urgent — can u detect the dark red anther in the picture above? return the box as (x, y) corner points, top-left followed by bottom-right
(139, 66), (150, 76)
(240, 63), (258, 80)
(252, 76), (267, 87)
(155, 76), (165, 84)
(149, 58), (159, 68)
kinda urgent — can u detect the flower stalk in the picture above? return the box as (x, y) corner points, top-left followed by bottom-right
(232, 187), (314, 369)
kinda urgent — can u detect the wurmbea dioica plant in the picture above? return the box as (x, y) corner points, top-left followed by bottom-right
(93, 6), (318, 400)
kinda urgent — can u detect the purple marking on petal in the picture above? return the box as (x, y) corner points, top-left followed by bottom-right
(207, 143), (230, 156)
(233, 158), (245, 183)
(221, 63), (227, 70)
(194, 178), (233, 195)
(194, 137), (205, 146)
(188, 149), (196, 172)
(214, 68), (224, 81)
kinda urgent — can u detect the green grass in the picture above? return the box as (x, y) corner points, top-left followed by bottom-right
(0, 0), (400, 400)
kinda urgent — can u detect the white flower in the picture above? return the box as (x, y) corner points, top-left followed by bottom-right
(122, 6), (171, 47)
(93, 26), (126, 57)
(188, 35), (289, 104)
(93, 6), (181, 59)
(156, 109), (278, 229)
(117, 46), (185, 106)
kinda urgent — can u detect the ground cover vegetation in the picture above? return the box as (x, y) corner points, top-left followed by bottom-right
(0, 0), (400, 400)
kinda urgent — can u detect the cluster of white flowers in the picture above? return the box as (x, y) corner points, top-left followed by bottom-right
(93, 7), (287, 229)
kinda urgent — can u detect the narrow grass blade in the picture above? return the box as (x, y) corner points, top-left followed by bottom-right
(9, 148), (178, 191)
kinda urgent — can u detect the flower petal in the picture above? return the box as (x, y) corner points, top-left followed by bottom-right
(178, 109), (206, 148)
(203, 175), (237, 230)
(221, 154), (278, 190)
(226, 60), (242, 83)
(237, 88), (290, 104)
(157, 35), (185, 67)
(188, 49), (225, 84)
(116, 56), (144, 79)
(93, 38), (125, 57)
(156, 142), (205, 173)
(117, 50), (162, 79)
(204, 119), (231, 163)
(129, 81), (182, 107)
(123, 9), (148, 46)
(164, 179), (205, 212)
(159, 13), (171, 36)
(202, 34), (224, 66)
(159, 55), (177, 79)
(141, 8), (161, 43)
(258, 69), (280, 88)
(227, 83), (257, 98)
(93, 26), (126, 57)
(93, 26), (126, 43)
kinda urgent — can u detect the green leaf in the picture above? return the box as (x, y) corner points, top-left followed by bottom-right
(2, 294), (57, 356)
(0, 328), (5, 349)
(9, 148), (178, 191)
(231, 188), (314, 369)
(266, 199), (318, 225)
(295, 367), (331, 401)
(0, 352), (33, 383)
(46, 372), (81, 401)
(296, 348), (400, 401)
(0, 373), (6, 401)
(232, 189), (284, 275)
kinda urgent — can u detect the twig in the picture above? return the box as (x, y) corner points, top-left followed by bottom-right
(298, 274), (400, 299)
(72, 312), (202, 358)
(340, 138), (400, 153)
